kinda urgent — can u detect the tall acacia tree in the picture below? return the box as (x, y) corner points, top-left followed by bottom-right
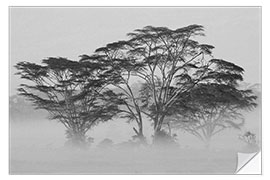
(123, 25), (216, 139)
(15, 57), (118, 147)
(83, 25), (213, 141)
(80, 42), (149, 142)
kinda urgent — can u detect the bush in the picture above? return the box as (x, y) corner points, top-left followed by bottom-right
(239, 131), (259, 153)
(152, 130), (178, 147)
(97, 138), (114, 149)
(239, 131), (257, 145)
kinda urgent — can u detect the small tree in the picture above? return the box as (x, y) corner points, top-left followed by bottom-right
(15, 57), (118, 148)
(167, 59), (257, 147)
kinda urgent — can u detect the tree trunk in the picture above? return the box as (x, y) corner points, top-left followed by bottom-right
(133, 127), (146, 144)
(152, 116), (177, 146)
(153, 116), (167, 145)
(65, 129), (88, 149)
(204, 136), (211, 150)
(167, 122), (171, 136)
(153, 115), (165, 138)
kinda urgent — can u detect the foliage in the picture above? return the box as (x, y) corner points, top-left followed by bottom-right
(15, 24), (259, 147)
(168, 82), (257, 145)
(80, 42), (148, 141)
(239, 131), (257, 146)
(15, 57), (119, 147)
(125, 25), (216, 135)
(78, 24), (258, 144)
(81, 25), (216, 141)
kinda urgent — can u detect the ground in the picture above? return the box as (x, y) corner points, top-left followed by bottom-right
(9, 118), (260, 174)
(10, 146), (238, 174)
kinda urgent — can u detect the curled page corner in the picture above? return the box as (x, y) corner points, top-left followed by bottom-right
(236, 151), (261, 174)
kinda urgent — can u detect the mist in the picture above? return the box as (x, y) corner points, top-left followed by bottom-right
(9, 106), (261, 174)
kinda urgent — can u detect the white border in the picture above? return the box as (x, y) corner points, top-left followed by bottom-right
(0, 0), (265, 6)
(2, 0), (267, 179)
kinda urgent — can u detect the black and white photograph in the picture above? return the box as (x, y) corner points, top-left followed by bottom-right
(9, 7), (261, 174)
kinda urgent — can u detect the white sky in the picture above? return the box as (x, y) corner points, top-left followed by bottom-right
(9, 7), (261, 95)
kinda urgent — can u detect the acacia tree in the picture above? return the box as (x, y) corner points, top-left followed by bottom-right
(15, 57), (118, 147)
(82, 25), (214, 142)
(168, 82), (257, 147)
(162, 58), (257, 147)
(122, 25), (216, 141)
(80, 42), (149, 142)
(124, 25), (258, 144)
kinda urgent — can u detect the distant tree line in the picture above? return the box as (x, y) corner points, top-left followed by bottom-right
(15, 24), (257, 148)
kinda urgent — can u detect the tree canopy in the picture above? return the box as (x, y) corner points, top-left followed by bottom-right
(15, 57), (119, 147)
(78, 24), (258, 144)
(15, 24), (258, 147)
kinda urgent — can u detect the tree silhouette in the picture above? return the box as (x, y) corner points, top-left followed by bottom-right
(80, 24), (258, 144)
(15, 57), (118, 147)
(89, 25), (213, 142)
(161, 58), (257, 147)
(124, 25), (216, 141)
(15, 24), (258, 147)
(81, 42), (149, 142)
(168, 83), (257, 147)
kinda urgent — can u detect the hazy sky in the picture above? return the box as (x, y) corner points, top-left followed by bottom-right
(9, 7), (261, 95)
